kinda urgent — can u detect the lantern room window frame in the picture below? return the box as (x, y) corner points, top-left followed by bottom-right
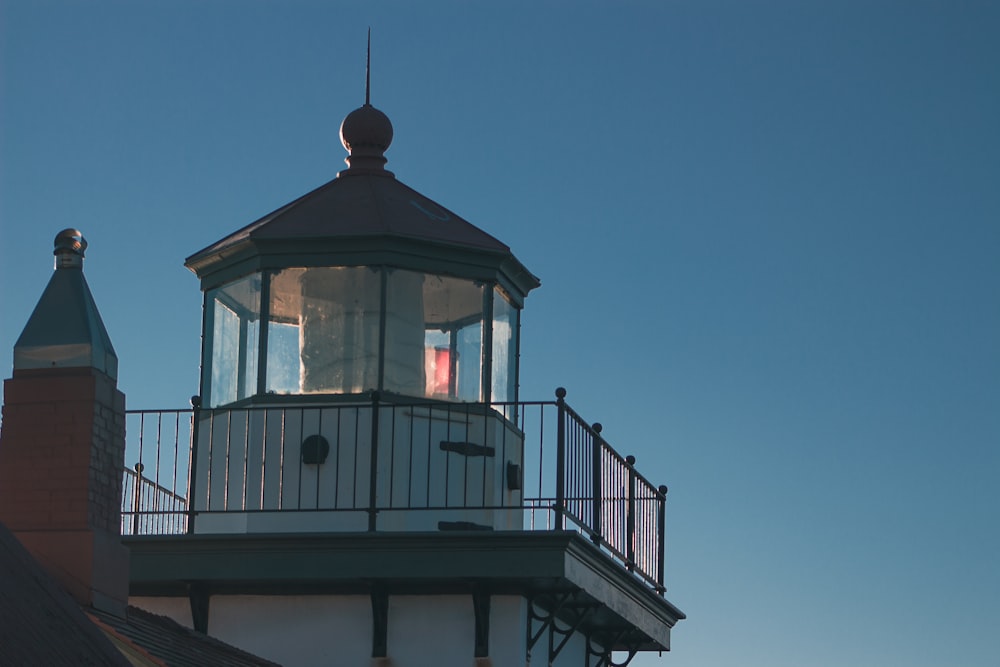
(200, 266), (521, 409)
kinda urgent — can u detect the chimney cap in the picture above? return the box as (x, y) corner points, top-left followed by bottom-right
(54, 229), (87, 269)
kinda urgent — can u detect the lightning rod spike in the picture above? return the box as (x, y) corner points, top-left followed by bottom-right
(365, 28), (371, 106)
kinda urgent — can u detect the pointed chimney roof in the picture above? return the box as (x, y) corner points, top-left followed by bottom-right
(13, 229), (118, 379)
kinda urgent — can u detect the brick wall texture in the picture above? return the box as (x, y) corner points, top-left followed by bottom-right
(0, 368), (126, 533)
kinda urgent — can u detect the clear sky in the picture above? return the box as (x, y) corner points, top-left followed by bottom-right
(2, 2), (998, 666)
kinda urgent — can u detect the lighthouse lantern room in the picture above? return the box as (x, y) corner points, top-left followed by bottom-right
(189, 104), (534, 409)
(182, 93), (538, 536)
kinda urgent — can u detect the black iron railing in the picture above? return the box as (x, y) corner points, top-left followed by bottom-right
(120, 409), (192, 536)
(120, 389), (671, 593)
(121, 464), (188, 535)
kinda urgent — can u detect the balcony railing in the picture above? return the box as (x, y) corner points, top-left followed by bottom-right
(120, 389), (672, 594)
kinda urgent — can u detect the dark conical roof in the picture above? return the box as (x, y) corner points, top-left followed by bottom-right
(186, 101), (539, 300)
(188, 171), (512, 260)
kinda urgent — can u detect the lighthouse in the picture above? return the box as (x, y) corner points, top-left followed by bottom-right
(2, 61), (684, 666)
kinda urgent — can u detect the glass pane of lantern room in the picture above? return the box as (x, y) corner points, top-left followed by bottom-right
(492, 287), (519, 405)
(385, 270), (484, 401)
(205, 275), (260, 407)
(265, 267), (381, 396)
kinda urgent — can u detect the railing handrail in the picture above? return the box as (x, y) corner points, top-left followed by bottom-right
(558, 400), (665, 501)
(123, 467), (188, 505)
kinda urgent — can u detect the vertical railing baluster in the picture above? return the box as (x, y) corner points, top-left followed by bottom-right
(657, 484), (668, 594)
(137, 412), (146, 535)
(153, 412), (163, 512)
(554, 387), (566, 531)
(259, 409), (268, 513)
(187, 397), (201, 534)
(243, 409), (251, 511)
(277, 408), (287, 511)
(368, 391), (380, 531)
(462, 405), (469, 507)
(444, 403), (452, 508)
(406, 404), (416, 509)
(154, 412), (163, 528)
(352, 406), (361, 509)
(481, 402), (489, 509)
(132, 462), (143, 535)
(626, 454), (636, 572)
(388, 404), (397, 508)
(315, 409), (323, 509)
(401, 404), (412, 508)
(536, 403), (544, 530)
(223, 410), (232, 511)
(591, 423), (603, 546)
(296, 409), (305, 510)
(171, 411), (180, 533)
(425, 405), (433, 508)
(206, 406), (215, 514)
(333, 407), (342, 510)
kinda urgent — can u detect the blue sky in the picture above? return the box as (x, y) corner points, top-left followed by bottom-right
(2, 2), (998, 666)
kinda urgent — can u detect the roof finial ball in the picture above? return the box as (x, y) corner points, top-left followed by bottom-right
(339, 30), (394, 174)
(339, 104), (394, 172)
(53, 228), (87, 269)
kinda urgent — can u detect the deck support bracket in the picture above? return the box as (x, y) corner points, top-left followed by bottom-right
(187, 582), (210, 634)
(371, 587), (389, 658)
(586, 629), (638, 667)
(526, 592), (597, 666)
(473, 588), (490, 658)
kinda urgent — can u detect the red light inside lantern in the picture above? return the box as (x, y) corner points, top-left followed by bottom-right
(432, 346), (451, 396)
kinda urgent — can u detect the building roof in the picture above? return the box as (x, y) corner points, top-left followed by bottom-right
(0, 522), (280, 667)
(0, 521), (132, 667)
(91, 606), (281, 667)
(186, 170), (514, 263)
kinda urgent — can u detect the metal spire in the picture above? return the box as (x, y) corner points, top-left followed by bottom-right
(365, 28), (371, 106)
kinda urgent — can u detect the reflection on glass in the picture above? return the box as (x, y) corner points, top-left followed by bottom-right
(266, 267), (381, 395)
(265, 321), (299, 395)
(206, 276), (261, 407)
(386, 270), (484, 401)
(492, 287), (518, 404)
(204, 267), (515, 405)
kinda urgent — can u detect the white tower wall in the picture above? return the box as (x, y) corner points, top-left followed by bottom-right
(192, 404), (524, 534)
(132, 593), (598, 667)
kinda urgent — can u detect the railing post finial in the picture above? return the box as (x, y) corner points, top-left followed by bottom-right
(657, 484), (668, 594)
(590, 422), (603, 547)
(554, 387), (567, 531)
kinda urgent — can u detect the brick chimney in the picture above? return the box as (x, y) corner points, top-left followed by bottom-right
(0, 230), (129, 616)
